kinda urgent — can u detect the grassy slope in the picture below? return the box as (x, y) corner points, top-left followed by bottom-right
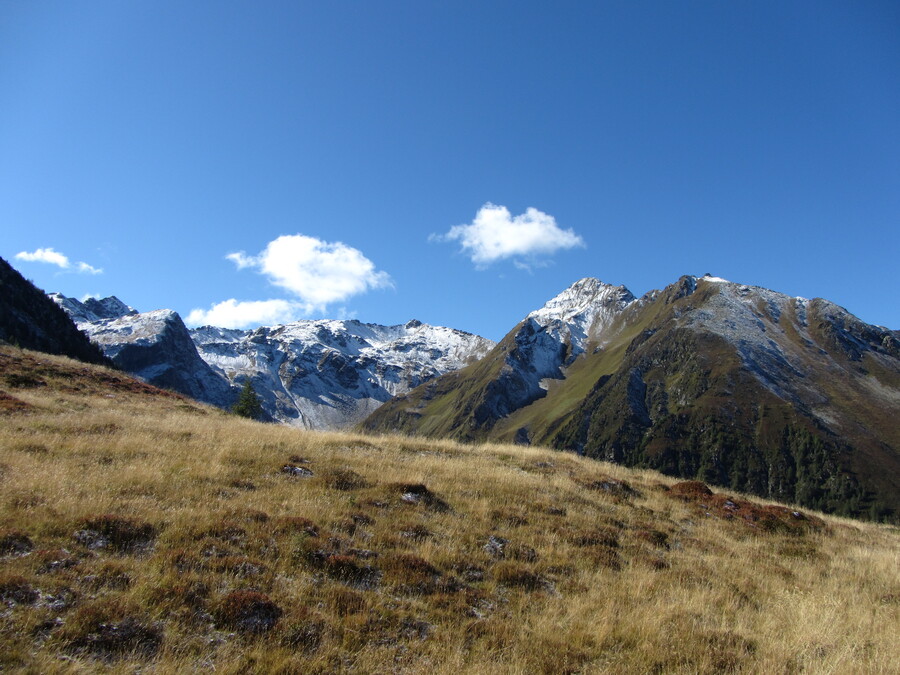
(359, 326), (514, 440)
(1, 346), (898, 673)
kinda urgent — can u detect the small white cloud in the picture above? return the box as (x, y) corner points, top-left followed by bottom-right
(435, 203), (584, 269)
(186, 299), (302, 329)
(15, 247), (102, 274)
(225, 251), (255, 269)
(16, 247), (70, 267)
(227, 234), (392, 312)
(76, 261), (103, 275)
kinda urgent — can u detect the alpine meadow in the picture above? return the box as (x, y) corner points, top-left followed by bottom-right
(0, 344), (898, 673)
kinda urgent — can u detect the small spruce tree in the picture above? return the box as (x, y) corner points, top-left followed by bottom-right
(232, 380), (263, 420)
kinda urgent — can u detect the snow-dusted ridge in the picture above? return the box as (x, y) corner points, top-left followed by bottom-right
(469, 277), (641, 417)
(55, 273), (891, 434)
(51, 292), (495, 429)
(189, 317), (495, 428)
(526, 277), (636, 357)
(49, 293), (136, 324)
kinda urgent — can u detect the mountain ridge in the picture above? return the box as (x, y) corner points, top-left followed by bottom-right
(362, 274), (900, 521)
(50, 291), (495, 429)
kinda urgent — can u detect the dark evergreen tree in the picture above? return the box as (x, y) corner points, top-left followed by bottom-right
(232, 380), (263, 420)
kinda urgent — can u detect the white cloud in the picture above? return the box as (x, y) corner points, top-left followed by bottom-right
(15, 247), (102, 274)
(185, 299), (302, 329)
(225, 251), (254, 269)
(226, 234), (392, 311)
(76, 261), (103, 274)
(187, 234), (391, 329)
(16, 247), (69, 267)
(436, 203), (584, 268)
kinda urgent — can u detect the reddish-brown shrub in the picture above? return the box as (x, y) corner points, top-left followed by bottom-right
(73, 515), (156, 553)
(0, 530), (33, 556)
(321, 554), (381, 588)
(493, 562), (549, 591)
(274, 516), (319, 537)
(34, 548), (79, 574)
(214, 590), (282, 633)
(0, 574), (38, 605)
(326, 587), (368, 616)
(63, 598), (162, 658)
(321, 468), (369, 491)
(568, 526), (620, 549)
(669, 481), (714, 499)
(635, 528), (670, 548)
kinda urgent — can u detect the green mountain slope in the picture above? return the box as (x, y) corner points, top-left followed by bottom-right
(363, 276), (900, 521)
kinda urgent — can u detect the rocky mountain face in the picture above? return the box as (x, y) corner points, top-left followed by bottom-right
(73, 307), (239, 409)
(51, 293), (495, 429)
(0, 257), (110, 366)
(190, 319), (495, 429)
(47, 293), (137, 324)
(362, 275), (900, 521)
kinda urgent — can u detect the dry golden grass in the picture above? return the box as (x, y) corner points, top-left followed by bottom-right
(1, 346), (898, 673)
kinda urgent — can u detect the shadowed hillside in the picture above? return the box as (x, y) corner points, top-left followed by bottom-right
(0, 257), (110, 366)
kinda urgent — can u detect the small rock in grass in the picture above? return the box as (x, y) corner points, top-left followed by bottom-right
(394, 483), (450, 511)
(484, 535), (508, 559)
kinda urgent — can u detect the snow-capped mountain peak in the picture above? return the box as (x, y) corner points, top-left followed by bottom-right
(528, 277), (635, 325)
(525, 277), (636, 358)
(49, 293), (137, 324)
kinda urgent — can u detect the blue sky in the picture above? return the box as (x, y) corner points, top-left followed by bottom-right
(2, 1), (898, 340)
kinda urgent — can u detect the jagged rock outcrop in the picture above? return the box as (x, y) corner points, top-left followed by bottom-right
(72, 309), (239, 409)
(47, 293), (137, 324)
(190, 319), (494, 429)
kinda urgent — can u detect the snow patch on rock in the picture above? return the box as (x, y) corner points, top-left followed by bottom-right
(190, 319), (495, 429)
